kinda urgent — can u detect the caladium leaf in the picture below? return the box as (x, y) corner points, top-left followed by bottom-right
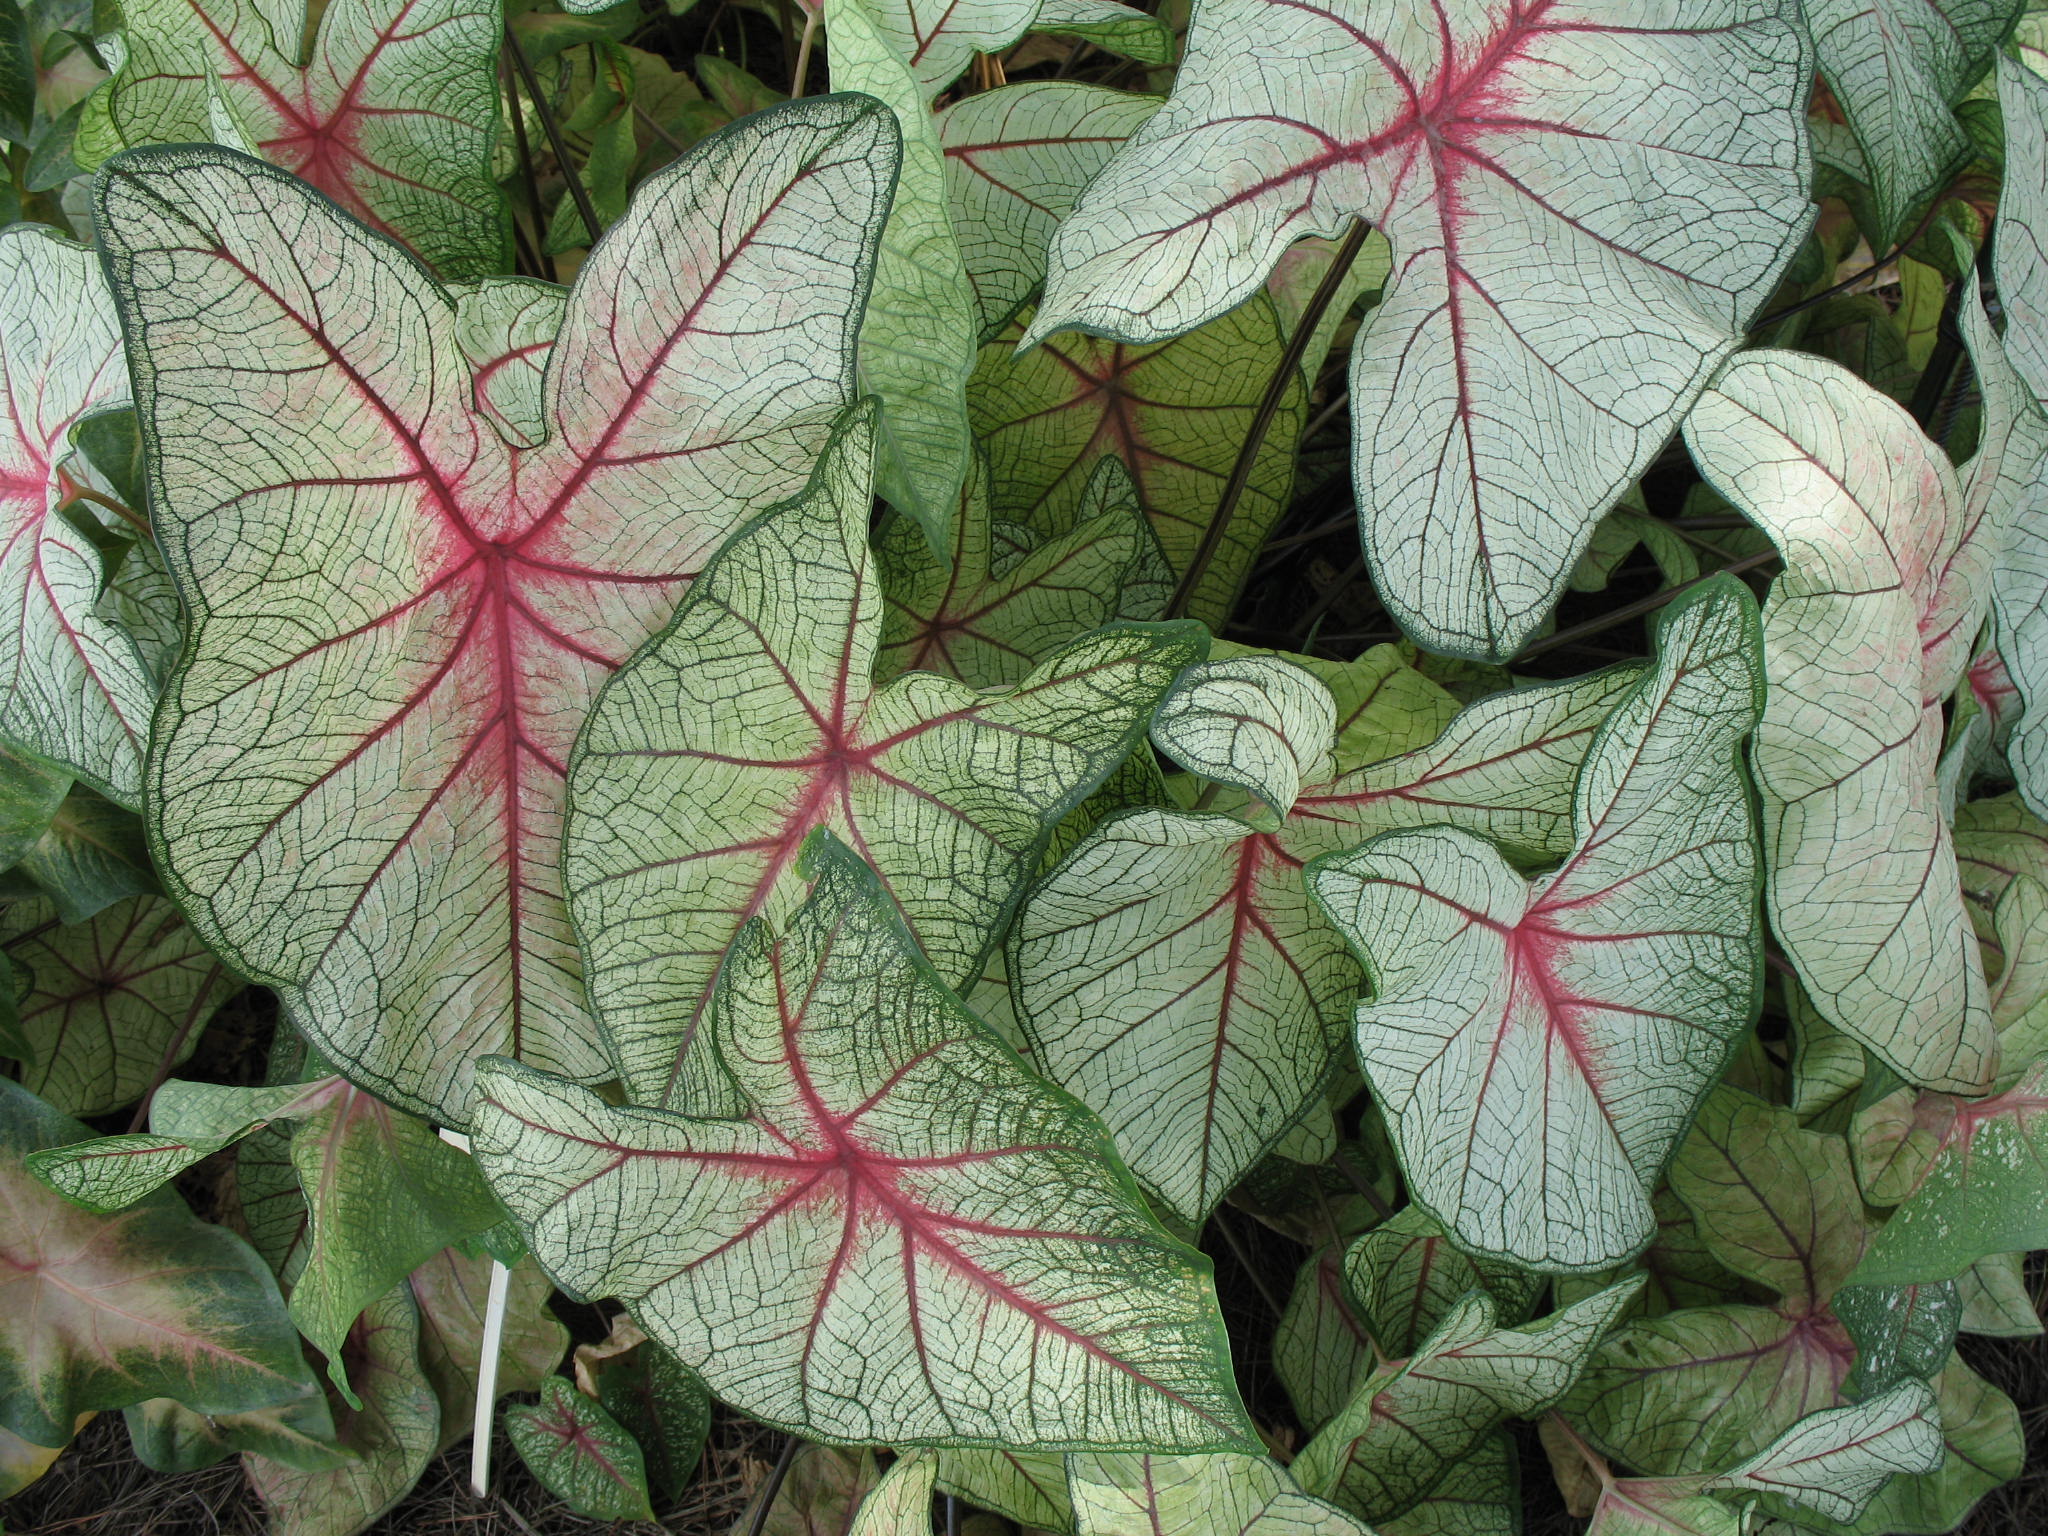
(1344, 1207), (1541, 1359)
(454, 277), (568, 450)
(98, 99), (898, 1127)
(1273, 1245), (1375, 1433)
(1292, 1279), (1641, 1526)
(0, 224), (151, 806)
(1012, 654), (1635, 1224)
(0, 746), (67, 873)
(12, 786), (158, 926)
(936, 1448), (1073, 1531)
(76, 0), (509, 278)
(570, 1315), (706, 1502)
(1954, 1251), (2040, 1337)
(1150, 656), (1332, 828)
(743, 1445), (884, 1536)
(564, 403), (1203, 1112)
(1309, 577), (1765, 1272)
(937, 82), (1159, 336)
(2, 894), (236, 1119)
(1029, 0), (1172, 63)
(827, 0), (977, 543)
(971, 300), (1304, 628)
(1703, 1380), (1942, 1516)
(1685, 350), (1998, 1094)
(244, 1284), (439, 1536)
(505, 1375), (656, 1523)
(860, 0), (1037, 100)
(1809, 1), (2022, 246)
(475, 833), (1253, 1451)
(1850, 1062), (2048, 1287)
(1832, 1282), (1961, 1396)
(1996, 54), (2048, 405)
(1265, 231), (1393, 390)
(413, 1247), (563, 1454)
(123, 1387), (346, 1476)
(1027, 2), (1812, 660)
(877, 451), (1169, 688)
(844, 1450), (937, 1536)
(1068, 1451), (1371, 1536)
(1376, 1428), (1517, 1536)
(0, 1077), (319, 1449)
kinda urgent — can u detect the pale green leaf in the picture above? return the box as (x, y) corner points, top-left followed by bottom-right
(0, 225), (151, 805)
(827, 0), (978, 542)
(1028, 0), (1171, 64)
(1, 895), (236, 1119)
(971, 299), (1305, 628)
(877, 450), (1170, 688)
(1151, 656), (1333, 827)
(850, 1450), (938, 1536)
(1028, 3), (1812, 659)
(414, 1247), (568, 1457)
(78, 0), (509, 277)
(1586, 1484), (1738, 1536)
(937, 81), (1158, 336)
(1344, 1207), (1541, 1358)
(935, 1448), (1073, 1531)
(740, 1445), (883, 1536)
(1998, 53), (2048, 404)
(453, 277), (568, 449)
(1293, 1279), (1641, 1525)
(861, 0), (1037, 100)
(565, 403), (1203, 1112)
(244, 1284), (440, 1536)
(0, 746), (68, 874)
(1273, 1246), (1375, 1434)
(11, 786), (157, 925)
(1069, 1451), (1371, 1536)
(1808, 1), (2019, 244)
(1954, 1250), (2041, 1336)
(1309, 578), (1765, 1272)
(1685, 350), (1998, 1093)
(506, 1375), (655, 1523)
(475, 834), (1253, 1451)
(0, 1077), (320, 1449)
(98, 100), (897, 1127)
(1375, 1429), (1517, 1536)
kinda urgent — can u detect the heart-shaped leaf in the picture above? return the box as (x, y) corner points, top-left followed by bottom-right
(877, 452), (1168, 688)
(506, 1375), (656, 1523)
(570, 1315), (706, 1502)
(475, 832), (1253, 1451)
(2, 894), (236, 1119)
(565, 402), (1203, 1112)
(1027, 1), (1812, 659)
(938, 81), (1158, 336)
(1309, 577), (1765, 1272)
(0, 1077), (320, 1449)
(1685, 350), (1998, 1093)
(123, 1387), (347, 1476)
(0, 225), (150, 805)
(96, 99), (898, 1127)
(1012, 649), (1635, 1224)
(1068, 1451), (1370, 1536)
(1293, 1279), (1641, 1525)
(1273, 1245), (1375, 1434)
(970, 300), (1304, 627)
(77, 0), (509, 277)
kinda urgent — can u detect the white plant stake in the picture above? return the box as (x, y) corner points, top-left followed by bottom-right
(439, 1127), (509, 1498)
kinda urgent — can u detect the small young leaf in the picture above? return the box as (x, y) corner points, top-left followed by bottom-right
(1028, 1), (1813, 659)
(1310, 578), (1765, 1272)
(1068, 1451), (1370, 1536)
(1150, 655), (1333, 828)
(570, 1314), (706, 1502)
(475, 833), (1254, 1451)
(566, 403), (1203, 1111)
(97, 98), (898, 1127)
(1343, 1206), (1541, 1359)
(506, 1376), (655, 1523)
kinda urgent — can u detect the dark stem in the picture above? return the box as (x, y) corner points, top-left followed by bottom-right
(1909, 232), (1988, 429)
(505, 22), (605, 249)
(1512, 548), (1779, 664)
(1165, 218), (1374, 620)
(745, 1435), (804, 1536)
(1750, 194), (1951, 332)
(1209, 1207), (1287, 1318)
(64, 484), (150, 537)
(945, 1494), (960, 1536)
(502, 52), (556, 282)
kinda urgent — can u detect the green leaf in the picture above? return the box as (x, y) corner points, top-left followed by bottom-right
(937, 81), (1158, 336)
(1308, 578), (1765, 1272)
(1069, 1451), (1371, 1536)
(570, 1314), (706, 1502)
(1344, 1207), (1541, 1359)
(1010, 654), (1634, 1225)
(0, 0), (31, 140)
(1809, 1), (2020, 245)
(877, 450), (1169, 688)
(451, 276), (568, 450)
(971, 299), (1304, 628)
(1273, 1245), (1375, 1434)
(1954, 1251), (2041, 1337)
(1293, 1279), (1641, 1525)
(96, 99), (898, 1127)
(0, 746), (68, 873)
(860, 0), (1037, 100)
(1833, 1282), (1960, 1397)
(475, 833), (1253, 1451)
(564, 402), (1203, 1112)
(0, 1077), (320, 1449)
(413, 1246), (568, 1456)
(1, 894), (236, 1118)
(1151, 655), (1332, 828)
(123, 1386), (348, 1476)
(0, 225), (153, 806)
(1375, 1429), (1517, 1536)
(936, 1448), (1074, 1531)
(826, 0), (977, 543)
(1028, 0), (1172, 64)
(77, 0), (509, 277)
(1027, 4), (1813, 660)
(1685, 350), (1998, 1093)
(740, 1444), (882, 1536)
(13, 785), (156, 924)
(506, 1375), (656, 1523)
(244, 1284), (440, 1536)
(850, 1449), (938, 1536)
(1997, 53), (2048, 403)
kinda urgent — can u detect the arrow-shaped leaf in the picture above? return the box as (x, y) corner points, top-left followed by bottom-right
(96, 100), (898, 1127)
(78, 0), (509, 277)
(1309, 576), (1766, 1272)
(1027, 0), (1813, 659)
(1068, 1451), (1370, 1536)
(506, 1375), (655, 1523)
(0, 224), (150, 805)
(1685, 349), (1998, 1093)
(475, 833), (1252, 1451)
(565, 402), (1203, 1112)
